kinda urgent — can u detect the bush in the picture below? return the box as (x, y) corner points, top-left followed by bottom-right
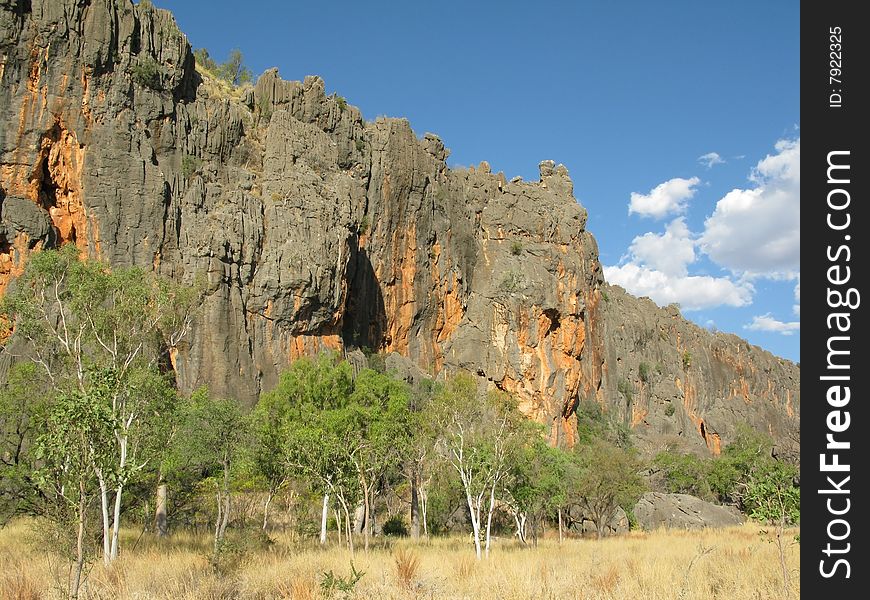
(257, 94), (273, 123)
(382, 514), (409, 537)
(664, 403), (676, 417)
(498, 271), (523, 294)
(681, 350), (692, 370)
(336, 96), (348, 112)
(617, 378), (633, 402)
(638, 362), (651, 383)
(654, 450), (713, 500)
(131, 57), (162, 90)
(181, 154), (201, 180)
(195, 48), (251, 86)
(510, 241), (523, 256)
(355, 139), (366, 153)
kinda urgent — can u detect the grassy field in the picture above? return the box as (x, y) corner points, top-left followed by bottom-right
(0, 520), (799, 599)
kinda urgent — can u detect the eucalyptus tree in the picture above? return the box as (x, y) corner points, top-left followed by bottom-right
(432, 373), (524, 559)
(345, 367), (413, 551)
(170, 387), (247, 555)
(1, 246), (198, 562)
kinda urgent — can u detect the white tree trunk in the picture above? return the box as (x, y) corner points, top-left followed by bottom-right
(109, 484), (124, 560)
(97, 475), (111, 565)
(155, 483), (168, 537)
(420, 487), (429, 539)
(262, 490), (274, 531)
(484, 484), (496, 557)
(320, 493), (330, 544)
(464, 490), (482, 560)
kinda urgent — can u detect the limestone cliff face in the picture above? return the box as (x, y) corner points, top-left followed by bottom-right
(0, 0), (798, 452)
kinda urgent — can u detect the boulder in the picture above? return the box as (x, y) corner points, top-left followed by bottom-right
(633, 492), (744, 530)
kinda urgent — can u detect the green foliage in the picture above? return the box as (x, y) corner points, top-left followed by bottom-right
(744, 461), (800, 526)
(664, 402), (676, 417)
(510, 241), (523, 256)
(503, 437), (570, 542)
(653, 450), (714, 500)
(355, 138), (366, 153)
(257, 94), (273, 123)
(320, 562), (365, 597)
(131, 57), (162, 90)
(498, 271), (524, 294)
(570, 438), (646, 538)
(601, 289), (609, 302)
(681, 350), (692, 370)
(617, 378), (633, 402)
(575, 400), (631, 449)
(638, 362), (651, 383)
(382, 514), (409, 536)
(194, 47), (252, 86)
(0, 363), (50, 521)
(181, 154), (201, 180)
(336, 96), (348, 112)
(358, 214), (371, 235)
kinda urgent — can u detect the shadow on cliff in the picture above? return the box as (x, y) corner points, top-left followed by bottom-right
(342, 245), (387, 352)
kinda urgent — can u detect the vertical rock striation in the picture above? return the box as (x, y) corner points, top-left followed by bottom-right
(0, 0), (798, 452)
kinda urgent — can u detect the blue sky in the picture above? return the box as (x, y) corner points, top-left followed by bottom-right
(152, 0), (800, 363)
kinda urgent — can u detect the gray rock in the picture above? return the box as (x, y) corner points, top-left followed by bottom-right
(0, 0), (799, 457)
(1, 195), (54, 246)
(633, 492), (744, 530)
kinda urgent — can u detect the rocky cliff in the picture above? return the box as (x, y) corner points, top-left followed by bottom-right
(0, 0), (799, 453)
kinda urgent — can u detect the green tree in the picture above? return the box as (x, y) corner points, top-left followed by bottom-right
(193, 47), (252, 86)
(0, 363), (50, 522)
(34, 386), (114, 599)
(404, 377), (440, 539)
(346, 368), (413, 552)
(1, 246), (198, 563)
(744, 460), (800, 596)
(708, 424), (775, 508)
(170, 387), (247, 555)
(432, 373), (524, 559)
(260, 354), (358, 549)
(503, 436), (569, 546)
(570, 438), (646, 539)
(653, 449), (714, 500)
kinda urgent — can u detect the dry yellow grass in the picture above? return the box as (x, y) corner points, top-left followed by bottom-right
(0, 520), (799, 599)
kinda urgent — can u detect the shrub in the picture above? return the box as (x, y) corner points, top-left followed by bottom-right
(320, 562), (365, 597)
(336, 96), (348, 112)
(638, 362), (651, 383)
(358, 215), (371, 235)
(617, 378), (633, 402)
(394, 547), (420, 590)
(355, 139), (366, 153)
(257, 94), (273, 123)
(382, 514), (409, 537)
(131, 57), (162, 90)
(181, 154), (201, 180)
(510, 241), (523, 256)
(664, 403), (676, 417)
(498, 271), (523, 294)
(681, 350), (692, 370)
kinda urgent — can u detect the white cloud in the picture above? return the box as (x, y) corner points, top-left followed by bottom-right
(698, 152), (725, 168)
(745, 313), (800, 335)
(628, 218), (695, 276)
(604, 263), (753, 311)
(699, 138), (799, 278)
(628, 176), (700, 219)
